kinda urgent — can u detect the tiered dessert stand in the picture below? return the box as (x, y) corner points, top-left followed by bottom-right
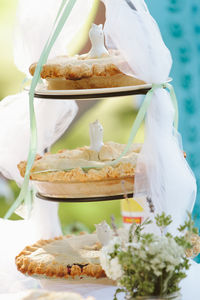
(25, 21), (170, 206)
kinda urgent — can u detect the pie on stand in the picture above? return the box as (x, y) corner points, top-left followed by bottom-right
(0, 0), (199, 299)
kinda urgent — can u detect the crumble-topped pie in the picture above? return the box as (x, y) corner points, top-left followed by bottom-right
(15, 232), (106, 280)
(15, 222), (127, 282)
(17, 141), (141, 198)
(29, 24), (145, 90)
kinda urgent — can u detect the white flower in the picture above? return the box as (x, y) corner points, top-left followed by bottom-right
(100, 253), (123, 280)
(109, 257), (124, 280)
(100, 226), (186, 282)
(141, 235), (185, 277)
(100, 236), (123, 280)
(103, 236), (121, 254)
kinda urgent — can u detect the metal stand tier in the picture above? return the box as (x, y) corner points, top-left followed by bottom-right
(36, 192), (134, 203)
(27, 82), (159, 100)
(33, 88), (149, 99)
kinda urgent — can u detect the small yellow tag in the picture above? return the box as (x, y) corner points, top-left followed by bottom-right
(121, 198), (145, 226)
(121, 198), (144, 212)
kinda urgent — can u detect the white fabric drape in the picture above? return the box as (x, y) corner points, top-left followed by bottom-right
(0, 196), (62, 293)
(102, 0), (196, 232)
(0, 92), (78, 184)
(0, 92), (78, 290)
(14, 0), (96, 75)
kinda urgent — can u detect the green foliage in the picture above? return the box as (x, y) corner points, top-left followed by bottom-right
(178, 212), (198, 235)
(108, 213), (198, 299)
(155, 212), (172, 234)
(129, 218), (152, 243)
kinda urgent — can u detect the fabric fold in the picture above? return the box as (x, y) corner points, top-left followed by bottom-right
(102, 0), (197, 232)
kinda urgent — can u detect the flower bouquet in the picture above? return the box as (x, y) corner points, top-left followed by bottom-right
(100, 213), (200, 300)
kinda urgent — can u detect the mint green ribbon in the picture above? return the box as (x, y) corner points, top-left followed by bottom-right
(165, 82), (179, 130)
(4, 0), (77, 219)
(110, 84), (163, 166)
(110, 82), (179, 165)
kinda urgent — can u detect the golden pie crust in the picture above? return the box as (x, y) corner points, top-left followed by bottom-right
(18, 142), (140, 198)
(18, 161), (135, 183)
(15, 233), (106, 280)
(29, 53), (145, 90)
(34, 177), (134, 198)
(18, 142), (141, 184)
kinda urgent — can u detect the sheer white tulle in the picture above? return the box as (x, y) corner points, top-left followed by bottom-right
(0, 196), (62, 294)
(102, 0), (196, 233)
(0, 91), (77, 291)
(14, 0), (96, 75)
(102, 0), (172, 83)
(0, 92), (78, 184)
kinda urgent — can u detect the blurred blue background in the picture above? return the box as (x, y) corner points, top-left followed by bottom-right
(147, 0), (200, 260)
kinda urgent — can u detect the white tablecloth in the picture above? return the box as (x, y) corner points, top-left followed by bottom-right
(0, 262), (199, 300)
(0, 197), (199, 299)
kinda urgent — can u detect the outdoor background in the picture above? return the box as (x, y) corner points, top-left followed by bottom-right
(0, 0), (199, 236)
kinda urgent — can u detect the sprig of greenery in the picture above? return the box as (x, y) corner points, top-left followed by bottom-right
(155, 212), (172, 235)
(129, 218), (152, 243)
(178, 212), (198, 234)
(107, 212), (199, 299)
